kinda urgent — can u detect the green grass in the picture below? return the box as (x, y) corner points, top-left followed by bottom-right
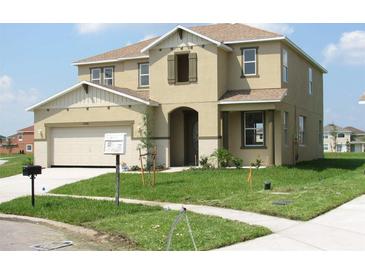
(52, 153), (365, 221)
(0, 154), (33, 178)
(0, 196), (270, 250)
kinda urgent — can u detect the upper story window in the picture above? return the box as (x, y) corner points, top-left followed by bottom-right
(298, 116), (305, 145)
(167, 52), (197, 84)
(324, 134), (328, 139)
(104, 67), (113, 86)
(242, 48), (257, 76)
(139, 63), (149, 87)
(337, 133), (345, 138)
(18, 134), (23, 141)
(91, 68), (101, 84)
(242, 111), (264, 147)
(282, 49), (288, 83)
(308, 67), (313, 95)
(177, 54), (189, 82)
(283, 111), (289, 146)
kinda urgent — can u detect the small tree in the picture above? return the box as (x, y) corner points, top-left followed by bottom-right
(328, 123), (338, 152)
(138, 108), (154, 170)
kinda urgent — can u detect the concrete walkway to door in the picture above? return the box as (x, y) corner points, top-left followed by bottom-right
(0, 168), (113, 203)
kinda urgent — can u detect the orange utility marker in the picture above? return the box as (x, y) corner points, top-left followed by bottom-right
(246, 166), (253, 191)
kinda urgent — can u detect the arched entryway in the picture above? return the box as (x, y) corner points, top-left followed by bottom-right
(169, 107), (198, 167)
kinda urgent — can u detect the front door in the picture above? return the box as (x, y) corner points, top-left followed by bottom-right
(184, 110), (198, 165)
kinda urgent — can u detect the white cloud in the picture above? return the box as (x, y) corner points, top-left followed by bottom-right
(0, 74), (38, 105)
(75, 23), (110, 34)
(323, 31), (365, 64)
(249, 23), (294, 36)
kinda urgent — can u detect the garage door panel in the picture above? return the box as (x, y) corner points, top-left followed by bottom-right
(51, 126), (138, 166)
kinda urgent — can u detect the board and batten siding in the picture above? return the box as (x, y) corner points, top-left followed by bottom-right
(41, 85), (140, 109)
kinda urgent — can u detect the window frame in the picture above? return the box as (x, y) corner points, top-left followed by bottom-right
(138, 62), (150, 87)
(308, 67), (313, 95)
(241, 111), (265, 148)
(241, 47), (258, 77)
(103, 67), (114, 86)
(18, 134), (23, 141)
(91, 68), (102, 84)
(282, 49), (288, 83)
(324, 143), (329, 151)
(283, 111), (289, 146)
(337, 133), (345, 138)
(25, 144), (33, 152)
(298, 116), (305, 145)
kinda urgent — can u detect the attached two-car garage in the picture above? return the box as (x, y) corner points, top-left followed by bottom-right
(28, 81), (157, 168)
(50, 125), (138, 167)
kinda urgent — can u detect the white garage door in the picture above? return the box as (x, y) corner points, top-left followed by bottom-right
(51, 126), (138, 166)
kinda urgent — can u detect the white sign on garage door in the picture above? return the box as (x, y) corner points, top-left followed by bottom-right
(51, 126), (135, 166)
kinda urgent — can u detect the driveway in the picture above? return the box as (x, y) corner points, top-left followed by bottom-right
(0, 168), (113, 203)
(219, 195), (365, 250)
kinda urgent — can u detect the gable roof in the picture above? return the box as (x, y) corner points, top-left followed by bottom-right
(73, 38), (155, 65)
(73, 23), (326, 73)
(26, 81), (158, 111)
(323, 124), (351, 133)
(189, 23), (282, 43)
(343, 126), (365, 134)
(18, 125), (34, 133)
(219, 88), (287, 104)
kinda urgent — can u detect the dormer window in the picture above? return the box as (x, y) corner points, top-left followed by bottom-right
(242, 48), (257, 76)
(91, 68), (101, 84)
(104, 67), (113, 86)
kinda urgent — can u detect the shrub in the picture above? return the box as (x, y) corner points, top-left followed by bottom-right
(199, 155), (212, 169)
(251, 157), (263, 169)
(130, 165), (141, 171)
(211, 148), (233, 168)
(232, 157), (243, 169)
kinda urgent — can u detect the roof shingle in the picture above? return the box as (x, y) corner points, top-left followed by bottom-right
(219, 88), (287, 103)
(74, 23), (281, 64)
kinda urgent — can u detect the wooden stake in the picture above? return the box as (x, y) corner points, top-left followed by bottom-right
(139, 148), (145, 186)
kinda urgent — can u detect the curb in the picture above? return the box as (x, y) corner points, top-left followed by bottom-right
(0, 213), (99, 238)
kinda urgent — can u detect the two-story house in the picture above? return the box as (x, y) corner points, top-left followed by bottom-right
(27, 23), (326, 168)
(0, 125), (34, 154)
(323, 124), (365, 152)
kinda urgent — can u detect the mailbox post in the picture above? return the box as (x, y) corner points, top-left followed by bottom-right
(104, 133), (127, 206)
(22, 165), (42, 207)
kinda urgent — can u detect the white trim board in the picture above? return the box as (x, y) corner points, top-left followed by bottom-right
(26, 81), (157, 111)
(73, 55), (149, 66)
(141, 25), (232, 53)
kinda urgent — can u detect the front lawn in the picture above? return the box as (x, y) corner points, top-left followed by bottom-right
(0, 196), (270, 251)
(52, 153), (365, 221)
(0, 154), (33, 178)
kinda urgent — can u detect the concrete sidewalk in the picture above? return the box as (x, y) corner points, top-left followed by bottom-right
(0, 168), (113, 203)
(47, 193), (300, 233)
(47, 193), (365, 250)
(220, 195), (365, 250)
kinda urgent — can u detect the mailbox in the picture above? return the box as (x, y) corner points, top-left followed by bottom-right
(23, 165), (42, 176)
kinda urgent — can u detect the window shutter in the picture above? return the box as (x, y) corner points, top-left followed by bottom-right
(188, 52), (197, 82)
(167, 55), (175, 84)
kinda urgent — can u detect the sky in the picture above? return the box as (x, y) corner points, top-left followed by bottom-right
(0, 23), (364, 136)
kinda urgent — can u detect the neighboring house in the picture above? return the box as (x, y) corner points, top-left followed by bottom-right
(27, 23), (326, 168)
(0, 126), (34, 154)
(359, 91), (365, 104)
(323, 124), (365, 152)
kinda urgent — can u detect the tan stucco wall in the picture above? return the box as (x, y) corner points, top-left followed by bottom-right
(77, 58), (149, 91)
(225, 41), (282, 95)
(149, 44), (219, 103)
(273, 42), (324, 165)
